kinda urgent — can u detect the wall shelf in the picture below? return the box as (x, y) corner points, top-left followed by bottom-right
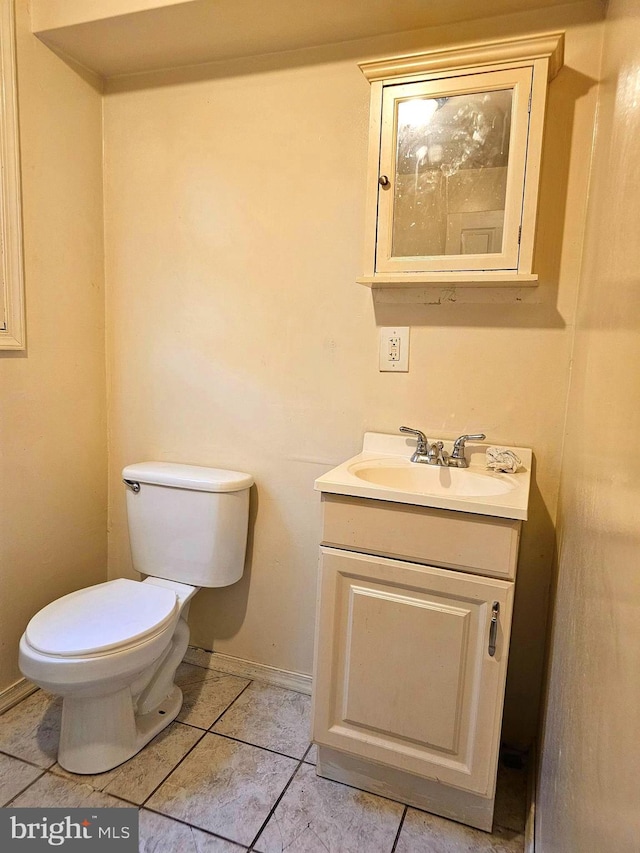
(357, 273), (539, 288)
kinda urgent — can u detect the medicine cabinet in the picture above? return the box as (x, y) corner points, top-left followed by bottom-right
(357, 32), (564, 287)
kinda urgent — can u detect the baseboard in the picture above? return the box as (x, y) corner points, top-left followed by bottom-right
(525, 739), (536, 853)
(0, 677), (38, 715)
(184, 646), (312, 695)
(317, 745), (494, 832)
(0, 652), (311, 716)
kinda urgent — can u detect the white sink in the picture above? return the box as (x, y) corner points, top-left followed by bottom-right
(315, 432), (532, 520)
(348, 459), (517, 497)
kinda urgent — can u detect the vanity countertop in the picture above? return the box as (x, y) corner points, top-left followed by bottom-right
(315, 432), (532, 521)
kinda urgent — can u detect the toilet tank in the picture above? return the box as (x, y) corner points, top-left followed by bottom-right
(122, 462), (253, 587)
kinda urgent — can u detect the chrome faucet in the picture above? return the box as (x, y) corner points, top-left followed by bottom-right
(428, 440), (447, 466)
(399, 427), (486, 468)
(399, 426), (431, 463)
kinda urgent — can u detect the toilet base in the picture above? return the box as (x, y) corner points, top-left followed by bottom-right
(58, 684), (182, 775)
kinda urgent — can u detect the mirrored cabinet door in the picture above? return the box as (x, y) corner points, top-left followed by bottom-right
(376, 67), (533, 274)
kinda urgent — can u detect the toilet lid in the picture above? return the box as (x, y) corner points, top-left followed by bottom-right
(25, 579), (179, 657)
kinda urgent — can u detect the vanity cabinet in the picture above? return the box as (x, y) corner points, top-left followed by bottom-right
(311, 493), (522, 831)
(357, 32), (564, 287)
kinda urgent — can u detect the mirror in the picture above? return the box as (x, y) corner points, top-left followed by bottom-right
(391, 88), (512, 259)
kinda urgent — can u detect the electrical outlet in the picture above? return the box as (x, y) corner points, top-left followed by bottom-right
(379, 326), (409, 372)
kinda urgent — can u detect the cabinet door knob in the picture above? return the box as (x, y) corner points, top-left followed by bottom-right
(378, 175), (390, 188)
(488, 601), (500, 657)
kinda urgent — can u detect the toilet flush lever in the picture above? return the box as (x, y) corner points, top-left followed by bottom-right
(123, 479), (140, 493)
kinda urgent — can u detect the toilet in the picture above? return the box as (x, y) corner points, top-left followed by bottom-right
(19, 461), (253, 775)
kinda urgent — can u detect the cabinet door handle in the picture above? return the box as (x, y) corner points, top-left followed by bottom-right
(488, 601), (500, 657)
(378, 175), (390, 187)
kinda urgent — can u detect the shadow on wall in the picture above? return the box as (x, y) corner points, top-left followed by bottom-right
(187, 482), (259, 647)
(502, 454), (556, 749)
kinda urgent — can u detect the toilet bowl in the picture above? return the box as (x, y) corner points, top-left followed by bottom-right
(19, 462), (253, 775)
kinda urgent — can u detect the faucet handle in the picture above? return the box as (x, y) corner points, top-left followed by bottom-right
(451, 433), (486, 458)
(399, 426), (428, 451)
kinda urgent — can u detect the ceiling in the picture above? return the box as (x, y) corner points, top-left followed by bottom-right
(31, 0), (594, 79)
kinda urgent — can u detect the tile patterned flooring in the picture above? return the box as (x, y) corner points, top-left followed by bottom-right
(0, 653), (527, 852)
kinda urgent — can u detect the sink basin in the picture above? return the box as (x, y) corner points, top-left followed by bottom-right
(314, 432), (531, 520)
(348, 459), (516, 497)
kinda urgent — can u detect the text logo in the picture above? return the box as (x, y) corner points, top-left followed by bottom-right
(0, 809), (138, 851)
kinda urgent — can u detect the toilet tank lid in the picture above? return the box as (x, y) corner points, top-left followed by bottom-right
(122, 462), (253, 492)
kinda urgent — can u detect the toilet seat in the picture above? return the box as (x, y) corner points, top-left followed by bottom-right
(25, 578), (179, 658)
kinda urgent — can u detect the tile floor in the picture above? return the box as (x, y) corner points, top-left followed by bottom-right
(0, 651), (527, 852)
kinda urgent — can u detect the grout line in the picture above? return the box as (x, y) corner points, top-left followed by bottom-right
(173, 719), (209, 733)
(206, 680), (254, 731)
(247, 752), (308, 852)
(0, 747), (53, 769)
(141, 803), (249, 849)
(0, 716), (525, 848)
(390, 806), (408, 853)
(35, 766), (142, 809)
(305, 762), (408, 809)
(0, 683), (40, 717)
(3, 770), (47, 807)
(35, 720), (210, 810)
(180, 656), (220, 673)
(204, 729), (308, 763)
(182, 659), (215, 670)
(139, 726), (209, 808)
(170, 678), (253, 733)
(301, 742), (316, 766)
(94, 791), (145, 809)
(176, 667), (248, 688)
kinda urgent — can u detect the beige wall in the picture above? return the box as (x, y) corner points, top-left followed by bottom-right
(103, 1), (603, 747)
(0, 1), (106, 692)
(537, 0), (640, 848)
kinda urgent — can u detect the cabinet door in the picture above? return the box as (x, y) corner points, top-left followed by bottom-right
(376, 67), (532, 273)
(311, 548), (514, 796)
